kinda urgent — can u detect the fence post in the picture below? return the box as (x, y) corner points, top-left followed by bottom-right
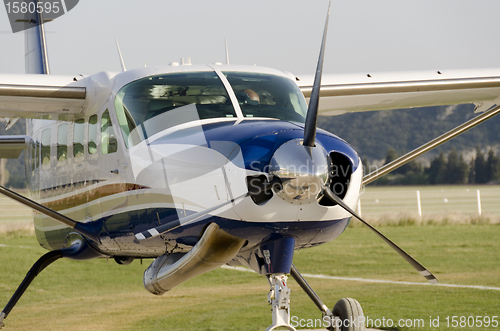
(416, 190), (422, 217)
(477, 190), (482, 216)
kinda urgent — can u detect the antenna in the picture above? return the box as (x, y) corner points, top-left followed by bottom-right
(225, 39), (230, 65)
(115, 38), (127, 72)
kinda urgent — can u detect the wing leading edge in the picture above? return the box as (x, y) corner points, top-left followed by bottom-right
(0, 74), (86, 119)
(298, 68), (500, 115)
(3, 68), (500, 119)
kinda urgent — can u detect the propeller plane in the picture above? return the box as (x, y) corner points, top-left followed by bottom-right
(2, 2), (500, 330)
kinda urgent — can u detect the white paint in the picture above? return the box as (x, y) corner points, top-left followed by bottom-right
(221, 266), (500, 292)
(416, 190), (422, 217)
(477, 190), (482, 216)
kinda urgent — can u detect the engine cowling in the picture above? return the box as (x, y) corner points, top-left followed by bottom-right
(143, 223), (246, 295)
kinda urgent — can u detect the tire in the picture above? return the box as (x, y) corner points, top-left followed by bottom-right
(332, 298), (365, 331)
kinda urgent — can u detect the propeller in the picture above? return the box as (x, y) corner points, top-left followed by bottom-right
(322, 186), (438, 283)
(303, 1), (331, 147)
(299, 1), (437, 284)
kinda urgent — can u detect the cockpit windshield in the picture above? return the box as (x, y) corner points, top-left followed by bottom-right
(114, 70), (308, 148)
(114, 71), (236, 148)
(223, 71), (307, 123)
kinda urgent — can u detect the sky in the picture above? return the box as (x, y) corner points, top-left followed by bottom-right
(1, 0), (500, 76)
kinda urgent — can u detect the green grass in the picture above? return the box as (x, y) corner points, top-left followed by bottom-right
(1, 225), (499, 330)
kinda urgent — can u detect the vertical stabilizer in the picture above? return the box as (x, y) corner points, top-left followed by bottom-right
(24, 0), (50, 74)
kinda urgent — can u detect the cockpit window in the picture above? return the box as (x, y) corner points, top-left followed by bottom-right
(223, 72), (308, 123)
(114, 71), (236, 148)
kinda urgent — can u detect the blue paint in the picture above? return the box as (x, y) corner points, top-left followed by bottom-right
(259, 237), (296, 274)
(150, 119), (359, 173)
(95, 206), (350, 254)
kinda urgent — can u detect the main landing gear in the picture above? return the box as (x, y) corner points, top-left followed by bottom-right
(264, 263), (365, 331)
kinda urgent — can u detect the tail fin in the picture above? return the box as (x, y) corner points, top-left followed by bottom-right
(24, 1), (50, 74)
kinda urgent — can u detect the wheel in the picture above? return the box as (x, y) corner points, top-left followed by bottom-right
(332, 298), (364, 331)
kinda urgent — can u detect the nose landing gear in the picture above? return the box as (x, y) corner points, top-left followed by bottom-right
(263, 263), (365, 331)
(266, 274), (296, 331)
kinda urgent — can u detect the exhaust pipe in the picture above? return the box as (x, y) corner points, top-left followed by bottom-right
(144, 223), (246, 295)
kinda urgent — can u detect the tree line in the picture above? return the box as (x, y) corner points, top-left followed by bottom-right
(367, 147), (500, 185)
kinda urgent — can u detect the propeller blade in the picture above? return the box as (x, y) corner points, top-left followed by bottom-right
(322, 186), (438, 284)
(303, 1), (331, 147)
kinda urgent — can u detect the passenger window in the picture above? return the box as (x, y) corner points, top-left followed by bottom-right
(57, 124), (68, 162)
(73, 119), (85, 158)
(41, 129), (51, 166)
(101, 110), (117, 154)
(88, 115), (98, 154)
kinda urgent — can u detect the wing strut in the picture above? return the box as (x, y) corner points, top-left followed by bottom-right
(0, 184), (98, 242)
(363, 104), (500, 185)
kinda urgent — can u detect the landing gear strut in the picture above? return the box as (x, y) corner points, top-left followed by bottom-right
(290, 263), (333, 318)
(290, 263), (365, 331)
(266, 273), (296, 331)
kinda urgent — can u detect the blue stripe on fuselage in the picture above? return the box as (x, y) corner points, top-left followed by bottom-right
(96, 207), (350, 253)
(150, 119), (359, 173)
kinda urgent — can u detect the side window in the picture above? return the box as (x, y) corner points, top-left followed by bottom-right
(41, 129), (51, 166)
(88, 115), (98, 154)
(57, 124), (68, 163)
(73, 119), (85, 158)
(101, 110), (117, 154)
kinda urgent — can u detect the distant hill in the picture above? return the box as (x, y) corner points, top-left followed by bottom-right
(318, 104), (500, 163)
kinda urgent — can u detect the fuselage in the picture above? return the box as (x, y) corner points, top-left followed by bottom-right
(24, 64), (362, 267)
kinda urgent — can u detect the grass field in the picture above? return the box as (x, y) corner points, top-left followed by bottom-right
(1, 187), (500, 330)
(1, 225), (499, 331)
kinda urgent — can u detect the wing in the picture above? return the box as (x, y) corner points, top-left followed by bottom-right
(0, 74), (86, 119)
(298, 68), (500, 115)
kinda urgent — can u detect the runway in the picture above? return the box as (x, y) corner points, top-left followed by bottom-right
(221, 265), (500, 291)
